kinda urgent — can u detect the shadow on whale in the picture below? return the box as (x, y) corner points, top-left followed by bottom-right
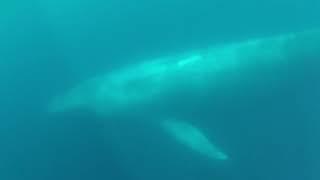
(49, 28), (320, 162)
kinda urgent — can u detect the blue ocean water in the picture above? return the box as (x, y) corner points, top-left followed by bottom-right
(0, 0), (320, 179)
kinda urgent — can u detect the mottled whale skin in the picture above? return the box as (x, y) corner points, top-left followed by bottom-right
(49, 29), (320, 161)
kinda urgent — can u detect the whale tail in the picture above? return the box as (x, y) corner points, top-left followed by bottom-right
(48, 92), (81, 113)
(48, 84), (93, 114)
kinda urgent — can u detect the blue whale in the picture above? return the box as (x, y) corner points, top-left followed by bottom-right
(49, 29), (320, 161)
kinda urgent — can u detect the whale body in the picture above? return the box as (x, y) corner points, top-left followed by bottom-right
(49, 29), (320, 161)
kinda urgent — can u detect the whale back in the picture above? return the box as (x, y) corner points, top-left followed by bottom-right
(49, 29), (320, 119)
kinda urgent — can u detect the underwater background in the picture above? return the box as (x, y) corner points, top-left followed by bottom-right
(1, 0), (320, 179)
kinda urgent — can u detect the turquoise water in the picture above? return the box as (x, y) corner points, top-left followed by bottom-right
(1, 0), (320, 179)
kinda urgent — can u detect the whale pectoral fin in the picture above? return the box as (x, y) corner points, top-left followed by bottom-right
(161, 119), (229, 161)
